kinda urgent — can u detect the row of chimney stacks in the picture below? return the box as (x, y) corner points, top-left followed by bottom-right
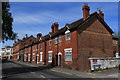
(50, 4), (104, 34)
(37, 3), (105, 39)
(51, 22), (59, 33)
(82, 3), (104, 20)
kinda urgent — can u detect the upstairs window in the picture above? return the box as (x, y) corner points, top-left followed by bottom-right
(55, 37), (59, 45)
(65, 30), (70, 40)
(49, 40), (52, 46)
(33, 46), (35, 51)
(36, 45), (38, 51)
(40, 43), (42, 50)
(7, 48), (10, 50)
(58, 36), (62, 43)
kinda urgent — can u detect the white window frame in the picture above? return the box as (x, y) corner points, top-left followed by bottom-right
(17, 52), (20, 60)
(40, 52), (43, 62)
(55, 37), (59, 45)
(64, 48), (72, 61)
(40, 43), (42, 50)
(28, 54), (30, 61)
(37, 54), (39, 64)
(32, 53), (35, 61)
(24, 54), (27, 61)
(65, 30), (70, 40)
(58, 36), (62, 43)
(48, 51), (53, 62)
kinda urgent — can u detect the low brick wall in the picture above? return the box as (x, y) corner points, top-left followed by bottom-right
(89, 57), (120, 71)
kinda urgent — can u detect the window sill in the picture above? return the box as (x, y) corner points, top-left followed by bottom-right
(66, 39), (70, 41)
(48, 61), (52, 63)
(65, 60), (72, 62)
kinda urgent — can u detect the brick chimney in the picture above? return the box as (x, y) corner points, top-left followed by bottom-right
(51, 22), (59, 33)
(51, 25), (54, 33)
(98, 10), (104, 20)
(37, 33), (42, 39)
(82, 3), (90, 20)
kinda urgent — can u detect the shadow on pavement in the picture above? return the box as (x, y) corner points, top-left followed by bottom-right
(2, 60), (55, 77)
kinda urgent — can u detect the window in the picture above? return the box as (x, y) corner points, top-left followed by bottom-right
(36, 45), (38, 51)
(55, 37), (58, 44)
(6, 52), (10, 55)
(65, 30), (70, 40)
(66, 33), (70, 40)
(25, 48), (27, 53)
(48, 51), (53, 62)
(40, 43), (42, 50)
(28, 54), (30, 61)
(58, 36), (62, 43)
(64, 48), (72, 61)
(7, 48), (10, 50)
(48, 53), (52, 62)
(32, 53), (35, 61)
(40, 52), (43, 62)
(49, 40), (52, 46)
(29, 48), (30, 52)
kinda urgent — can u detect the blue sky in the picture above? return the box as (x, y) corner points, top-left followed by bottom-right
(2, 2), (118, 48)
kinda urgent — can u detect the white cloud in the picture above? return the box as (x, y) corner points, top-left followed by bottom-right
(13, 8), (82, 25)
(12, 2), (118, 39)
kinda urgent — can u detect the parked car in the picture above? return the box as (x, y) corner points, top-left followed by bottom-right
(2, 57), (8, 63)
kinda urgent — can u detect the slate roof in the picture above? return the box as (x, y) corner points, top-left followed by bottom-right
(21, 12), (114, 49)
(42, 12), (113, 41)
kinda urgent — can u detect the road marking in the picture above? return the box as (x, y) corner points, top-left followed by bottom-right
(51, 69), (73, 75)
(107, 73), (118, 77)
(40, 75), (46, 78)
(30, 72), (36, 74)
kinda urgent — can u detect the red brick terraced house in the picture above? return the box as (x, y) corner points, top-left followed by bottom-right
(12, 4), (119, 71)
(12, 35), (37, 61)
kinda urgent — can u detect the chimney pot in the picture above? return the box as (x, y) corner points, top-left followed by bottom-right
(82, 3), (90, 20)
(99, 10), (104, 20)
(37, 33), (42, 39)
(51, 22), (59, 33)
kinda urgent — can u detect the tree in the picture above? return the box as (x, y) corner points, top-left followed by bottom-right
(1, 2), (17, 43)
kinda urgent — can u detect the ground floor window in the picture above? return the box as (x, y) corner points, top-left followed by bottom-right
(17, 54), (19, 60)
(40, 52), (43, 62)
(48, 51), (53, 62)
(37, 54), (39, 63)
(64, 48), (72, 61)
(24, 54), (27, 61)
(48, 53), (52, 62)
(32, 53), (35, 61)
(28, 54), (30, 61)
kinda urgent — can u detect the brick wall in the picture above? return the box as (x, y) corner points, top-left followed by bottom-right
(77, 17), (113, 70)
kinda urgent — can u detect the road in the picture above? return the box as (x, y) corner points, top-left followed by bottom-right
(2, 60), (80, 80)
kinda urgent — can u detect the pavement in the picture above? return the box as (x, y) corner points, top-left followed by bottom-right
(10, 60), (119, 78)
(11, 60), (46, 67)
(2, 60), (80, 79)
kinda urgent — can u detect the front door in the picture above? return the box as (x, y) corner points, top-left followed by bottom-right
(58, 55), (61, 66)
(36, 55), (37, 64)
(56, 55), (58, 66)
